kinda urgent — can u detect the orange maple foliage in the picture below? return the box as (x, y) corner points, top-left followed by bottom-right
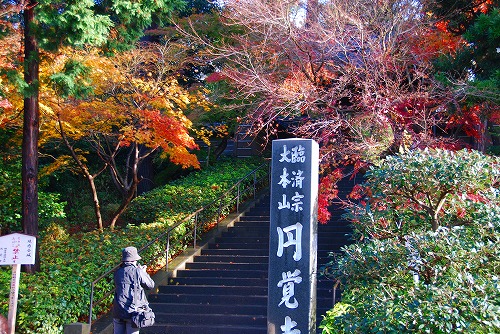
(410, 25), (464, 62)
(135, 108), (199, 168)
(42, 46), (206, 170)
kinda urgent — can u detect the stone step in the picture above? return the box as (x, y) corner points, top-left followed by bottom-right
(150, 311), (332, 327)
(208, 242), (268, 249)
(153, 312), (267, 327)
(167, 277), (337, 289)
(242, 210), (271, 218)
(185, 262), (269, 271)
(233, 220), (352, 229)
(158, 285), (268, 296)
(230, 222), (269, 227)
(197, 248), (342, 262)
(207, 241), (347, 250)
(232, 222), (269, 227)
(237, 218), (267, 223)
(140, 323), (266, 334)
(214, 235), (352, 243)
(193, 255), (268, 263)
(150, 302), (267, 315)
(201, 249), (269, 256)
(214, 236), (269, 244)
(168, 277), (268, 287)
(226, 227), (269, 234)
(149, 293), (267, 305)
(176, 269), (268, 279)
(150, 292), (335, 309)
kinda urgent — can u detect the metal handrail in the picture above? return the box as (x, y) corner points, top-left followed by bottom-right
(88, 161), (270, 325)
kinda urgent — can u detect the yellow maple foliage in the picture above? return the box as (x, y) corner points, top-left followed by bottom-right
(41, 44), (210, 170)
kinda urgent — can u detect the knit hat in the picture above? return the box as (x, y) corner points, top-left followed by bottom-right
(122, 246), (141, 262)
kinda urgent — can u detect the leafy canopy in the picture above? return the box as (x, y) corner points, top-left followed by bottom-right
(29, 0), (186, 51)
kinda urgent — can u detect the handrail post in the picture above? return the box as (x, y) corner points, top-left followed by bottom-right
(217, 198), (223, 229)
(237, 183), (241, 212)
(89, 282), (95, 325)
(253, 173), (257, 198)
(332, 280), (340, 306)
(194, 213), (198, 249)
(165, 231), (170, 277)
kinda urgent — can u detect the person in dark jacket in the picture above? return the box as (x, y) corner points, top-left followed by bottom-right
(113, 246), (155, 334)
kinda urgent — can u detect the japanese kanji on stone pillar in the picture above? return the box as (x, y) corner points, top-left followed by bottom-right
(268, 138), (319, 334)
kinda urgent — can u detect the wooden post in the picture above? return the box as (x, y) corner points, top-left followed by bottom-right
(8, 264), (21, 334)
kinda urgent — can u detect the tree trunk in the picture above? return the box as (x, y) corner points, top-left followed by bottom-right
(108, 145), (141, 230)
(108, 186), (136, 231)
(86, 175), (104, 231)
(57, 119), (105, 231)
(21, 0), (40, 273)
(380, 123), (405, 158)
(137, 146), (154, 195)
(212, 137), (228, 162)
(474, 118), (489, 152)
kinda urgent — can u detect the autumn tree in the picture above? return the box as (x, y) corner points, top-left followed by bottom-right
(185, 1), (462, 163)
(161, 3), (244, 164)
(0, 0), (186, 272)
(177, 0), (498, 223)
(40, 43), (207, 230)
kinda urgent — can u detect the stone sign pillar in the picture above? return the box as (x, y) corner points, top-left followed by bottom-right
(267, 138), (319, 334)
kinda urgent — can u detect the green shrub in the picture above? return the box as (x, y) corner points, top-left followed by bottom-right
(321, 149), (500, 333)
(346, 148), (500, 236)
(0, 159), (66, 233)
(322, 226), (500, 333)
(124, 156), (268, 225)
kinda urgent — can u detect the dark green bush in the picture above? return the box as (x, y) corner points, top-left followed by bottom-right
(124, 156), (268, 225)
(321, 149), (500, 333)
(0, 159), (67, 234)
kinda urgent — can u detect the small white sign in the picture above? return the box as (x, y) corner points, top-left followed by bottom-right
(0, 233), (37, 265)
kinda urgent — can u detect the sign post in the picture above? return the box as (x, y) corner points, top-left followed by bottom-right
(267, 138), (319, 334)
(0, 233), (37, 334)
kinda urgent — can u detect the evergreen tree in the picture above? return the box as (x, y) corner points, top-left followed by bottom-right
(425, 0), (499, 89)
(425, 0), (499, 151)
(423, 0), (499, 34)
(178, 0), (220, 17)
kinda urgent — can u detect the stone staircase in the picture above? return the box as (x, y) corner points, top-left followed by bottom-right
(140, 175), (357, 334)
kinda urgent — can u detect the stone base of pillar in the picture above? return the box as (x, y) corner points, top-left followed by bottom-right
(64, 323), (90, 334)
